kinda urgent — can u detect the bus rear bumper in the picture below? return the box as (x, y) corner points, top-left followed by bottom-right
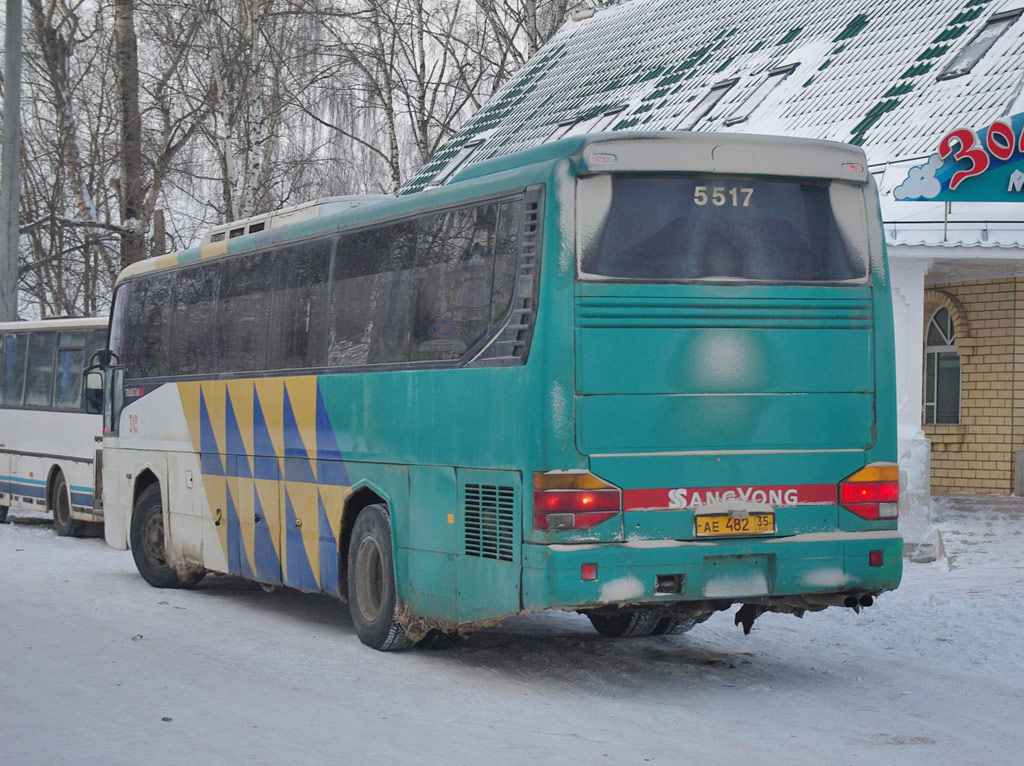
(521, 531), (903, 612)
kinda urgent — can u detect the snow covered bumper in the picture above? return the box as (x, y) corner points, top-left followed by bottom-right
(521, 531), (903, 611)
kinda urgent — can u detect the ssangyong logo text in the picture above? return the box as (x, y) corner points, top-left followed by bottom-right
(667, 486), (799, 510)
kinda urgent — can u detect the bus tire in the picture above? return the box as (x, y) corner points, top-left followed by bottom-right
(51, 472), (78, 537)
(347, 504), (413, 651)
(0, 506), (8, 523)
(650, 616), (697, 636)
(130, 484), (191, 589)
(587, 609), (661, 638)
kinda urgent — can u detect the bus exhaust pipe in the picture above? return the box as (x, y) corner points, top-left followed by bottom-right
(859, 595), (874, 607)
(801, 593), (861, 609)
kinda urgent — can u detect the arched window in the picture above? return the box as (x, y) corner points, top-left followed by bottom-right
(924, 307), (961, 424)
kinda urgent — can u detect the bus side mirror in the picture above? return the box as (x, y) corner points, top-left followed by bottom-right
(85, 371), (104, 414)
(88, 348), (116, 369)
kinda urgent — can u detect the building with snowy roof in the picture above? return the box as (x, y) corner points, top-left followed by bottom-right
(404, 0), (1024, 527)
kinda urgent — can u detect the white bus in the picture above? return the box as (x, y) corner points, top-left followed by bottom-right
(0, 318), (107, 533)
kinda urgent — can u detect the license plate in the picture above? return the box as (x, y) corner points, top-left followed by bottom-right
(694, 512), (775, 537)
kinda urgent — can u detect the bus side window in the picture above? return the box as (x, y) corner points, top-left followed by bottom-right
(54, 331), (87, 410)
(217, 251), (273, 373)
(171, 265), (220, 376)
(25, 332), (57, 407)
(491, 200), (523, 322)
(1, 332), (28, 405)
(364, 224), (415, 365)
(125, 275), (172, 379)
(269, 240), (331, 370)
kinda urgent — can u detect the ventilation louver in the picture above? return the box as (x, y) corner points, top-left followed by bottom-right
(464, 483), (515, 562)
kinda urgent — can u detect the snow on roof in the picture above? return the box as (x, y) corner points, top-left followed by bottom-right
(402, 0), (1024, 194)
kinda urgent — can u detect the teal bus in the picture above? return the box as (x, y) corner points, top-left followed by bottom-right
(95, 132), (901, 650)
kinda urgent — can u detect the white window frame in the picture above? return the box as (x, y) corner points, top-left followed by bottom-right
(923, 306), (962, 425)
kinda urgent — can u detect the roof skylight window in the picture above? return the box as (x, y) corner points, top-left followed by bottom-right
(723, 65), (798, 126)
(429, 138), (485, 186)
(677, 79), (737, 130)
(546, 119), (578, 142)
(938, 9), (1022, 80)
(591, 107), (626, 132)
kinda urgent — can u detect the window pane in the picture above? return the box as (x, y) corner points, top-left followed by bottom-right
(108, 284), (131, 363)
(680, 80), (735, 129)
(411, 204), (498, 362)
(25, 332), (57, 407)
(935, 352), (961, 424)
(926, 310), (948, 346)
(218, 253), (273, 373)
(54, 348), (86, 409)
(491, 200), (522, 322)
(579, 175), (865, 282)
(269, 240), (331, 370)
(330, 224), (416, 366)
(1, 333), (28, 405)
(125, 275), (172, 379)
(86, 329), (107, 367)
(940, 13), (1020, 78)
(171, 265), (220, 376)
(59, 331), (85, 348)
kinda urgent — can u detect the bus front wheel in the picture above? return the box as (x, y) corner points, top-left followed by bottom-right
(52, 473), (78, 537)
(347, 504), (413, 651)
(130, 484), (203, 589)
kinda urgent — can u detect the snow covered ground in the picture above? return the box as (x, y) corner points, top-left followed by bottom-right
(1, 496), (1022, 765)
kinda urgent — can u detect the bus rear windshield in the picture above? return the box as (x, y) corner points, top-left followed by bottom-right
(577, 174), (869, 283)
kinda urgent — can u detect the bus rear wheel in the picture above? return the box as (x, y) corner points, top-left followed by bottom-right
(0, 506), (8, 523)
(347, 504), (413, 651)
(130, 484), (203, 589)
(51, 473), (78, 537)
(587, 609), (661, 637)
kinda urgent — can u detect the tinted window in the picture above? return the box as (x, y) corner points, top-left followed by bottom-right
(578, 175), (867, 283)
(329, 201), (523, 368)
(1, 333), (28, 405)
(491, 200), (522, 323)
(54, 331), (87, 410)
(330, 224), (416, 366)
(218, 252), (273, 372)
(123, 274), (172, 379)
(269, 240), (331, 370)
(25, 332), (57, 406)
(171, 265), (220, 375)
(86, 329), (107, 367)
(410, 205), (498, 362)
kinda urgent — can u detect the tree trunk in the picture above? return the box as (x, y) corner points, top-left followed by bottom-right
(113, 0), (146, 269)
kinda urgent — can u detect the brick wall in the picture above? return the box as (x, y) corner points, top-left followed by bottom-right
(924, 278), (1023, 495)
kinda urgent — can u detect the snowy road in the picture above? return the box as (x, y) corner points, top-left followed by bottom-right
(2, 497), (1022, 765)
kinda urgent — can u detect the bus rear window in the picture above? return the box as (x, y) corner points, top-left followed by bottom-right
(577, 174), (868, 283)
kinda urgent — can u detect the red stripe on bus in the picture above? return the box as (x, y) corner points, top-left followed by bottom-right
(623, 483), (837, 511)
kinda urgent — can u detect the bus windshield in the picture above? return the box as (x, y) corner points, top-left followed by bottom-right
(577, 174), (869, 283)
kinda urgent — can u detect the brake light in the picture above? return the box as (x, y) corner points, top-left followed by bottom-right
(533, 471), (621, 531)
(839, 463), (899, 520)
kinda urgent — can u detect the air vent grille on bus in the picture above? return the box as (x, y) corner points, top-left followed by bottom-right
(464, 483), (516, 562)
(473, 186), (543, 365)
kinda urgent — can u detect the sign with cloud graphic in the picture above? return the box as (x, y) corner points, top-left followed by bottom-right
(894, 112), (1024, 202)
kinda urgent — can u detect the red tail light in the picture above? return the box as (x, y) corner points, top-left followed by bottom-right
(839, 464), (899, 520)
(533, 471), (621, 531)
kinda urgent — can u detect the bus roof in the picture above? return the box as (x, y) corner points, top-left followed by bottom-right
(0, 317), (107, 332)
(114, 131), (868, 286)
